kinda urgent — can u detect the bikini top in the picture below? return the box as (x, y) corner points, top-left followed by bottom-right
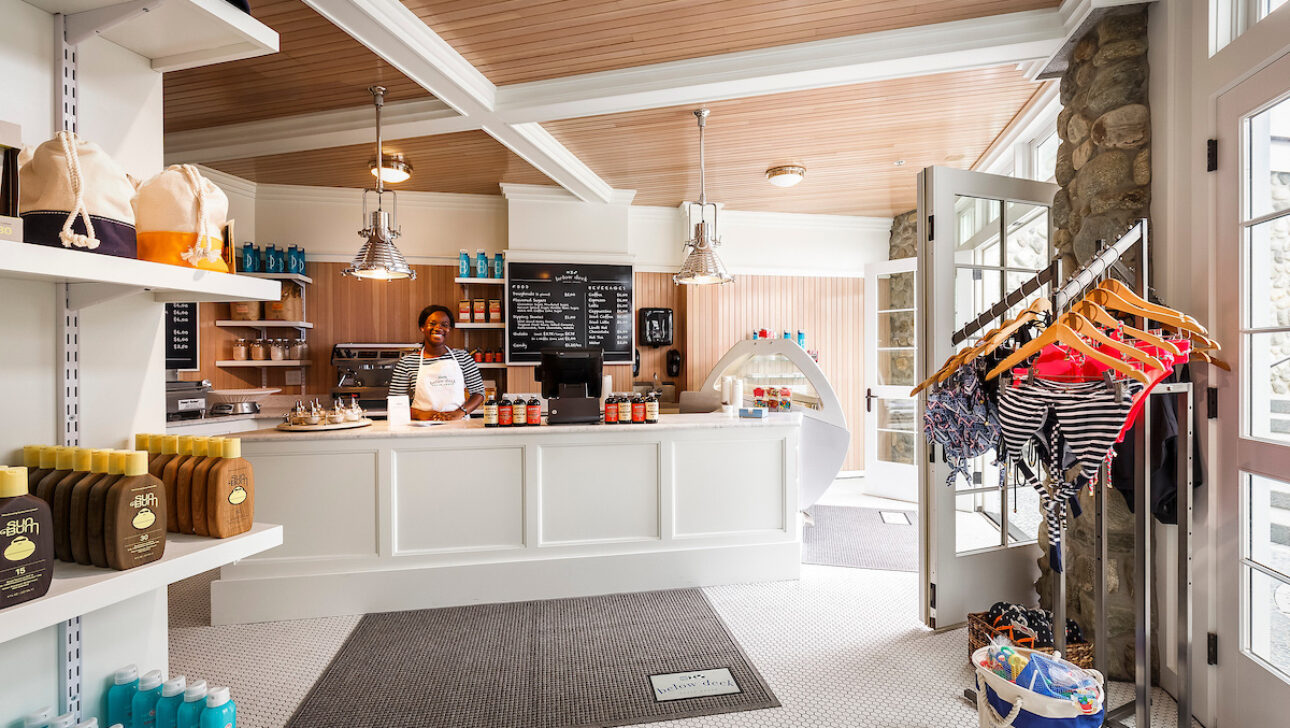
(923, 363), (1002, 488)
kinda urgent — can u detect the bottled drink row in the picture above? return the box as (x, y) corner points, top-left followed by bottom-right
(602, 392), (661, 425)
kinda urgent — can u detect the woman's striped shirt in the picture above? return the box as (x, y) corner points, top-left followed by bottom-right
(387, 348), (485, 400)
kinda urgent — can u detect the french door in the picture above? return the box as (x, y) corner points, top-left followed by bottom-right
(1215, 50), (1290, 726)
(863, 257), (918, 501)
(917, 166), (1058, 628)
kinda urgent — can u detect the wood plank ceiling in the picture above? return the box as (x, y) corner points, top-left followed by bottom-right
(163, 0), (429, 133)
(404, 0), (1061, 85)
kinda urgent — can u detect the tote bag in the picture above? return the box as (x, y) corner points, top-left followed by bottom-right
(18, 131), (137, 257)
(133, 164), (229, 272)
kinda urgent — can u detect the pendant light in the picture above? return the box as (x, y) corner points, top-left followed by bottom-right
(343, 86), (415, 281)
(675, 108), (732, 285)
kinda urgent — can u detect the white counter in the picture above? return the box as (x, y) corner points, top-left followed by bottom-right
(212, 413), (802, 624)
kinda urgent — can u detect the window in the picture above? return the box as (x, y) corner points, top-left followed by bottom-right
(1243, 473), (1290, 679)
(1261, 0), (1288, 19)
(1033, 131), (1059, 182)
(1215, 0), (1290, 52)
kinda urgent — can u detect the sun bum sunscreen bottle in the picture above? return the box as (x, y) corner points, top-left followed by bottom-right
(150, 436), (179, 481)
(23, 706), (53, 728)
(207, 438), (253, 539)
(70, 449), (111, 565)
(106, 665), (139, 727)
(155, 676), (187, 728)
(0, 467), (53, 608)
(162, 437), (195, 533)
(190, 438), (224, 537)
(87, 451), (129, 568)
(176, 681), (207, 728)
(51, 448), (93, 562)
(105, 451), (166, 570)
(26, 446), (57, 493)
(34, 446), (75, 505)
(175, 438), (209, 534)
(131, 669), (164, 728)
(198, 687), (236, 728)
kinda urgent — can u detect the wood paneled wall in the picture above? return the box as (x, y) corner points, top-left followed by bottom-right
(185, 267), (861, 471)
(685, 275), (865, 470)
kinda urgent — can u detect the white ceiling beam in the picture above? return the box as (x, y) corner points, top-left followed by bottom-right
(301, 0), (613, 203)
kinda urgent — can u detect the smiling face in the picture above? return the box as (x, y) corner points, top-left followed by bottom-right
(421, 310), (453, 347)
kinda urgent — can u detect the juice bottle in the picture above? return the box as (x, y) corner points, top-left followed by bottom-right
(526, 396), (541, 426)
(631, 394), (645, 424)
(511, 396), (527, 426)
(0, 467), (53, 608)
(175, 438), (209, 534)
(87, 451), (128, 568)
(69, 449), (111, 565)
(617, 393), (631, 425)
(105, 451), (167, 570)
(190, 437), (223, 537)
(498, 397), (513, 427)
(603, 394), (618, 424)
(483, 395), (498, 427)
(50, 448), (92, 561)
(645, 392), (660, 424)
(207, 438), (254, 539)
(162, 436), (195, 533)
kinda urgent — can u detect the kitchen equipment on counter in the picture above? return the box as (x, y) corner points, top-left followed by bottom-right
(331, 343), (421, 417)
(207, 388), (281, 416)
(276, 418), (373, 433)
(165, 380), (210, 421)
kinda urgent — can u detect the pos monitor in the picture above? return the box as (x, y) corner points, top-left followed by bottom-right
(540, 347), (604, 424)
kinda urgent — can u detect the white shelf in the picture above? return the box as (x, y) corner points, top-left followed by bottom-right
(0, 523), (282, 644)
(30, 0), (279, 73)
(244, 272), (312, 285)
(458, 322), (505, 329)
(0, 240), (280, 306)
(476, 362), (507, 369)
(454, 277), (504, 285)
(217, 360), (311, 367)
(216, 320), (313, 329)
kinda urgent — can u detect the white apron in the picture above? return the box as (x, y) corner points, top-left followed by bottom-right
(411, 350), (466, 413)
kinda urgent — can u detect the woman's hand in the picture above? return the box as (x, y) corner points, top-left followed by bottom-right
(434, 408), (467, 421)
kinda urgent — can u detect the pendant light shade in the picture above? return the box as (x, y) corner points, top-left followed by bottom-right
(343, 86), (416, 281)
(675, 108), (732, 286)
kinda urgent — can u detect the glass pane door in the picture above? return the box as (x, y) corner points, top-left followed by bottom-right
(865, 258), (918, 501)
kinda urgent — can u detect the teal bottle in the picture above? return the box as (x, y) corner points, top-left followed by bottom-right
(154, 676), (186, 728)
(130, 670), (163, 728)
(105, 665), (139, 727)
(198, 687), (236, 728)
(176, 680), (207, 728)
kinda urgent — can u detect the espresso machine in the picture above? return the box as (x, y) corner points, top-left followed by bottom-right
(331, 343), (420, 417)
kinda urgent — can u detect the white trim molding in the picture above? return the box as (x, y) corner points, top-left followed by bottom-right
(501, 183), (636, 206)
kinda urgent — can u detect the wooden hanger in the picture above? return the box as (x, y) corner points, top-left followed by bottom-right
(986, 316), (1156, 384)
(1070, 300), (1183, 356)
(1098, 279), (1204, 327)
(1084, 288), (1209, 337)
(909, 298), (1051, 396)
(1060, 311), (1165, 371)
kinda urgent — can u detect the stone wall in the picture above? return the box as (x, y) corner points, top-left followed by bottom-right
(1038, 5), (1153, 683)
(889, 209), (918, 259)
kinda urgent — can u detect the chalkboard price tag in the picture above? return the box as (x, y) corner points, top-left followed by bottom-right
(165, 302), (200, 371)
(507, 262), (634, 365)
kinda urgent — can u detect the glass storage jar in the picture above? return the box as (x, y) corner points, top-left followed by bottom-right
(231, 338), (249, 361)
(270, 339), (287, 361)
(250, 338), (268, 361)
(289, 339), (308, 360)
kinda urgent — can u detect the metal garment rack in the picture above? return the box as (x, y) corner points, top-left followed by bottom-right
(954, 220), (1194, 728)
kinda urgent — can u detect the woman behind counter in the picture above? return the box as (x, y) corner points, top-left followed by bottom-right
(388, 305), (485, 421)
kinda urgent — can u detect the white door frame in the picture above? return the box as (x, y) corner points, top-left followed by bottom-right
(1214, 49), (1290, 728)
(863, 257), (918, 502)
(917, 165), (1058, 628)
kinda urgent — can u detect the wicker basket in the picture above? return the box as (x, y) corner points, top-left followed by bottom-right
(968, 612), (1094, 669)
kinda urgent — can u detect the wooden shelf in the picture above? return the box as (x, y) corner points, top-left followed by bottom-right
(216, 360), (311, 367)
(0, 240), (280, 306)
(454, 277), (504, 285)
(216, 320), (313, 329)
(476, 362), (507, 369)
(0, 524), (281, 644)
(458, 322), (505, 329)
(243, 272), (312, 285)
(29, 0), (279, 73)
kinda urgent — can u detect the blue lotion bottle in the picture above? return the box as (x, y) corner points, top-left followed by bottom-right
(199, 687), (236, 728)
(176, 680), (207, 728)
(106, 665), (139, 727)
(131, 670), (163, 728)
(154, 676), (187, 728)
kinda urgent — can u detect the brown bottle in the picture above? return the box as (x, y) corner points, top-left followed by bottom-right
(50, 448), (93, 562)
(190, 437), (223, 537)
(34, 446), (75, 505)
(176, 437), (213, 535)
(25, 446), (56, 494)
(149, 435), (179, 481)
(0, 467), (53, 607)
(87, 451), (129, 568)
(162, 436), (196, 533)
(134, 433), (153, 461)
(104, 451), (166, 570)
(70, 449), (112, 565)
(207, 438), (255, 539)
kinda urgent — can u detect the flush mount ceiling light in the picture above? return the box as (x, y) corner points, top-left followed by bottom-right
(369, 153), (412, 184)
(765, 165), (805, 187)
(675, 108), (733, 286)
(344, 86), (415, 281)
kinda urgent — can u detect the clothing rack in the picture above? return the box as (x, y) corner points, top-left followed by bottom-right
(956, 220), (1194, 728)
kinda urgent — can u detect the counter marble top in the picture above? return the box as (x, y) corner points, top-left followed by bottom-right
(239, 412), (802, 442)
(167, 412), (275, 428)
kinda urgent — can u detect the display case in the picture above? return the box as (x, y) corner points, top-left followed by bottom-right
(699, 338), (850, 508)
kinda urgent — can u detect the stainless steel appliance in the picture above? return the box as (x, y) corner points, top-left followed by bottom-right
(166, 380), (210, 421)
(331, 343), (420, 416)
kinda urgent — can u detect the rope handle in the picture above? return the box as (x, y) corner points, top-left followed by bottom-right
(997, 697), (1025, 727)
(177, 164), (221, 265)
(56, 131), (99, 250)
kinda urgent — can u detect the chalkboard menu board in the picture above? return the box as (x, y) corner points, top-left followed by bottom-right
(507, 262), (633, 364)
(164, 302), (199, 370)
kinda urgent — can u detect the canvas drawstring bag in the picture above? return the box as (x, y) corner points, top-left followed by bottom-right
(132, 164), (229, 272)
(17, 131), (137, 257)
